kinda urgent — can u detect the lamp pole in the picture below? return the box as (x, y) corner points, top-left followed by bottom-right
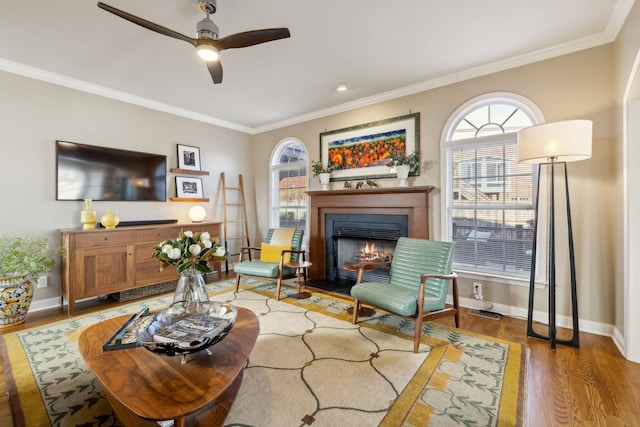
(527, 159), (580, 349)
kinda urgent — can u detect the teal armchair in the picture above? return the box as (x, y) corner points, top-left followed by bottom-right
(234, 228), (304, 300)
(350, 237), (459, 352)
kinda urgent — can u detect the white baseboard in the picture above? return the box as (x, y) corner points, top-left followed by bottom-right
(452, 295), (616, 339)
(29, 297), (63, 312)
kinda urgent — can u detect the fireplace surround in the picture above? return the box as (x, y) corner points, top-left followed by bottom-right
(328, 213), (408, 283)
(307, 186), (434, 281)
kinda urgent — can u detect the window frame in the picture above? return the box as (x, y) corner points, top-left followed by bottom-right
(440, 92), (548, 286)
(269, 138), (309, 249)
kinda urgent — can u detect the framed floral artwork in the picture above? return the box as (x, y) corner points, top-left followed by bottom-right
(319, 113), (420, 181)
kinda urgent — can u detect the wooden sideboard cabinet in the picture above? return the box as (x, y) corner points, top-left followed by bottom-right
(60, 222), (222, 315)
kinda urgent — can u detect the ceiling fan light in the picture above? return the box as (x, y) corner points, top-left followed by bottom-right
(197, 45), (219, 61)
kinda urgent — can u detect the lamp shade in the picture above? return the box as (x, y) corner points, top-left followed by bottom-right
(517, 120), (592, 164)
(188, 205), (206, 222)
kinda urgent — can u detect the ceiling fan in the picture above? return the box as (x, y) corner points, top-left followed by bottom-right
(97, 1), (291, 84)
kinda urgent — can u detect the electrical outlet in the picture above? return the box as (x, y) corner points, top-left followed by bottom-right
(473, 282), (482, 299)
(37, 275), (48, 288)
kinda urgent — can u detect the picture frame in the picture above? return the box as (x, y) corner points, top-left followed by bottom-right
(177, 144), (201, 171)
(175, 176), (204, 198)
(319, 112), (420, 181)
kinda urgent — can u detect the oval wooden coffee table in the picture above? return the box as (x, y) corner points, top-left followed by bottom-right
(79, 307), (259, 427)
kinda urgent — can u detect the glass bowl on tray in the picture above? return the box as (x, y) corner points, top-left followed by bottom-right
(137, 301), (237, 360)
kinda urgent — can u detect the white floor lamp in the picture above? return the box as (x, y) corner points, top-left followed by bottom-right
(517, 120), (592, 349)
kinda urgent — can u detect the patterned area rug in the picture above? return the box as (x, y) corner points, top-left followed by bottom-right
(1, 278), (526, 426)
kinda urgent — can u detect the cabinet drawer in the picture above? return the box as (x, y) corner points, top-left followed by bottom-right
(136, 227), (183, 243)
(136, 261), (179, 286)
(74, 231), (132, 248)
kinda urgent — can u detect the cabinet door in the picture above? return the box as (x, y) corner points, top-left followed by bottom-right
(75, 244), (135, 298)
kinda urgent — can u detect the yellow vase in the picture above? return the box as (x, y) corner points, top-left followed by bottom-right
(80, 199), (97, 229)
(100, 209), (120, 229)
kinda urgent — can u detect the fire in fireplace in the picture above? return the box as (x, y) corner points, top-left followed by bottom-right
(356, 241), (392, 263)
(324, 214), (409, 286)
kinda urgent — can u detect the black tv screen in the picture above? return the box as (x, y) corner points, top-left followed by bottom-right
(56, 141), (167, 201)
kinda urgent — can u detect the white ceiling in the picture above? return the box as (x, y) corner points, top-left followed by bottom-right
(0, 0), (634, 133)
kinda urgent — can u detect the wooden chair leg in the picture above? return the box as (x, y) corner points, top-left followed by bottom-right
(414, 316), (423, 353)
(234, 274), (241, 294)
(452, 277), (460, 328)
(275, 277), (282, 301)
(352, 299), (361, 324)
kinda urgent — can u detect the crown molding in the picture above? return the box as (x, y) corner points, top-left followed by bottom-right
(0, 58), (252, 134)
(1, 0), (631, 137)
(254, 30), (615, 134)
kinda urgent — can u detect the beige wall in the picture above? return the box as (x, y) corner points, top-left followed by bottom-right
(613, 1), (640, 345)
(0, 71), (253, 304)
(252, 45), (617, 326)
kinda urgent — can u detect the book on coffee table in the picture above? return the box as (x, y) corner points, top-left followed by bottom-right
(152, 313), (228, 344)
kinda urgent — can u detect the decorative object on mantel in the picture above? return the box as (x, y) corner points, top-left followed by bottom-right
(386, 150), (420, 187)
(100, 209), (119, 229)
(366, 178), (379, 188)
(311, 160), (338, 190)
(176, 144), (201, 171)
(0, 235), (65, 326)
(80, 199), (97, 229)
(356, 181), (364, 189)
(319, 112), (420, 182)
(517, 119), (592, 350)
(152, 230), (228, 307)
(343, 181), (352, 189)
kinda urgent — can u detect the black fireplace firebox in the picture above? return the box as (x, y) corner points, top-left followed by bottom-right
(322, 214), (409, 289)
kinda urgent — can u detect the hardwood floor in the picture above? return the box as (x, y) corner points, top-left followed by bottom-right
(2, 274), (640, 426)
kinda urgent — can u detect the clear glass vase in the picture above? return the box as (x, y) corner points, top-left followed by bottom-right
(173, 267), (209, 307)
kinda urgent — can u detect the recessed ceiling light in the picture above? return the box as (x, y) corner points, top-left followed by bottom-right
(336, 83), (348, 92)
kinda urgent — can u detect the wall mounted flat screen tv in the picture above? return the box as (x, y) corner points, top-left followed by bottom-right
(56, 140), (167, 201)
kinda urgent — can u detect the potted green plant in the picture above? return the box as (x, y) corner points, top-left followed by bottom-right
(311, 160), (339, 190)
(311, 160), (339, 176)
(0, 235), (65, 327)
(386, 150), (419, 187)
(385, 150), (420, 169)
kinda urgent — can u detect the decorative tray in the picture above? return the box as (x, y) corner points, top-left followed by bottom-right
(138, 301), (237, 357)
(103, 301), (237, 358)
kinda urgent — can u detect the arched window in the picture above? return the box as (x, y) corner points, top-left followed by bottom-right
(270, 139), (308, 238)
(442, 93), (544, 281)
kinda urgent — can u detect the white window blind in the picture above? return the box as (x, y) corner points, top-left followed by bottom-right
(450, 139), (535, 276)
(445, 98), (540, 279)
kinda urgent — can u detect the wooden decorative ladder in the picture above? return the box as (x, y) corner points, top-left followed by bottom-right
(221, 173), (251, 273)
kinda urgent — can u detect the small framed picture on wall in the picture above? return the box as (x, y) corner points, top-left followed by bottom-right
(176, 176), (204, 198)
(177, 144), (201, 171)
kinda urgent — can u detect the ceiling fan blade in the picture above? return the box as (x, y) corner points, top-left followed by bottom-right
(97, 2), (197, 47)
(206, 61), (223, 84)
(216, 28), (291, 50)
